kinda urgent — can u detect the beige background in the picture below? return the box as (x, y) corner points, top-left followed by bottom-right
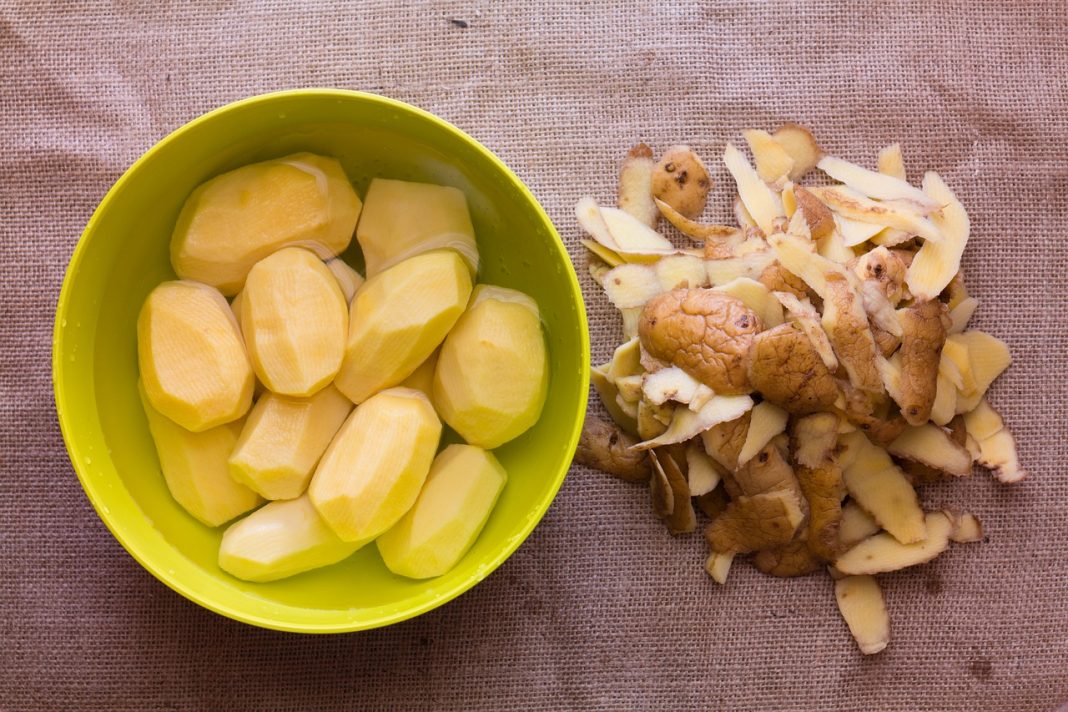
(2, 1), (1066, 710)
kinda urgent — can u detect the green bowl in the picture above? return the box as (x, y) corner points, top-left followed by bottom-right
(52, 89), (589, 633)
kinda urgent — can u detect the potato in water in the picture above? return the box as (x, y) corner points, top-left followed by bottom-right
(139, 383), (261, 527)
(433, 285), (548, 449)
(334, 249), (472, 404)
(241, 247), (348, 397)
(309, 388), (441, 543)
(377, 444), (507, 579)
(228, 386), (353, 500)
(356, 178), (478, 278)
(218, 495), (360, 582)
(138, 280), (253, 432)
(171, 153), (361, 295)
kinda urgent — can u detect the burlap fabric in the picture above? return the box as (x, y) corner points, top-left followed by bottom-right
(2, 2), (1066, 710)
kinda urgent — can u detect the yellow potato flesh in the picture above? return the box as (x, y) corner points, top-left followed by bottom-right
(399, 348), (439, 398)
(171, 153), (361, 295)
(241, 247), (348, 396)
(334, 250), (472, 404)
(433, 285), (548, 449)
(356, 178), (478, 278)
(218, 495), (360, 582)
(377, 444), (506, 579)
(139, 383), (262, 527)
(228, 386), (353, 500)
(309, 388), (442, 543)
(137, 280), (253, 432)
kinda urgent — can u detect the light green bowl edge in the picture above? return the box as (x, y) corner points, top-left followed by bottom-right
(51, 88), (590, 634)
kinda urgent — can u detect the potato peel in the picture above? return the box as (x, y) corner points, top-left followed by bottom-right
(579, 129), (1020, 656)
(723, 142), (785, 236)
(808, 186), (942, 244)
(817, 156), (939, 211)
(631, 394), (754, 450)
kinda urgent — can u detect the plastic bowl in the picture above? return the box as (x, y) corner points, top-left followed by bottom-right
(52, 90), (589, 633)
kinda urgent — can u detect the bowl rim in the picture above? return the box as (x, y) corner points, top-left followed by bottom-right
(52, 88), (590, 633)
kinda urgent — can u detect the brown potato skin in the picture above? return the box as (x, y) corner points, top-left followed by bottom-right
(796, 461), (845, 562)
(650, 450), (696, 535)
(705, 491), (803, 554)
(574, 415), (650, 481)
(639, 289), (761, 395)
(793, 186), (835, 239)
(854, 246), (907, 306)
(702, 412), (751, 472)
(697, 487), (729, 519)
(899, 300), (949, 425)
(759, 261), (812, 301)
(900, 415), (968, 484)
(617, 143), (660, 228)
(822, 273), (885, 395)
(731, 441), (801, 498)
(747, 323), (839, 414)
(651, 146), (711, 219)
(753, 540), (822, 577)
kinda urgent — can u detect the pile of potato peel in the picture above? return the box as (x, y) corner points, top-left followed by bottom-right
(574, 125), (1025, 655)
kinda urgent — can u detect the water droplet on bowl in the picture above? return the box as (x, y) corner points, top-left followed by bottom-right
(61, 319), (67, 327)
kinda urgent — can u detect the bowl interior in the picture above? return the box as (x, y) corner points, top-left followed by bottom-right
(53, 91), (589, 632)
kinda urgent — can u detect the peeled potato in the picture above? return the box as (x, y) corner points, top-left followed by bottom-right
(228, 386), (353, 500)
(138, 280), (253, 432)
(334, 249), (472, 404)
(218, 495), (360, 582)
(377, 444), (507, 579)
(433, 285), (548, 449)
(356, 178), (478, 278)
(139, 383), (262, 527)
(241, 247), (348, 396)
(399, 349), (439, 398)
(171, 153), (361, 295)
(309, 388), (442, 543)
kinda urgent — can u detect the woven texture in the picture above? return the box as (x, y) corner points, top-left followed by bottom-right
(2, 1), (1066, 710)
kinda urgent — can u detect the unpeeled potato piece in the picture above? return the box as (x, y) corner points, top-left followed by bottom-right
(241, 247), (349, 397)
(171, 153), (361, 295)
(638, 288), (761, 395)
(652, 145), (711, 219)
